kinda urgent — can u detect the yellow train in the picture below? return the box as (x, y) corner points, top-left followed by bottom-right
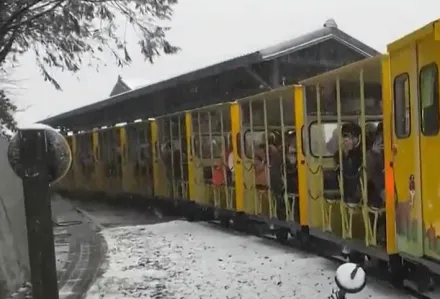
(56, 19), (440, 292)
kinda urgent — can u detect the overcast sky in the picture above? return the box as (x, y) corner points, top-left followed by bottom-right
(9, 0), (439, 125)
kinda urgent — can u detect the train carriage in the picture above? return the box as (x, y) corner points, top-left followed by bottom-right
(187, 103), (235, 215)
(297, 55), (388, 261)
(385, 19), (440, 278)
(123, 120), (154, 196)
(233, 86), (301, 238)
(50, 17), (440, 295)
(152, 112), (190, 202)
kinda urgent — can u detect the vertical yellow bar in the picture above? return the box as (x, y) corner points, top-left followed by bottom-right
(92, 131), (100, 191)
(71, 135), (77, 190)
(382, 55), (397, 254)
(230, 102), (244, 212)
(294, 85), (308, 226)
(119, 127), (128, 192)
(150, 119), (160, 196)
(185, 112), (195, 201)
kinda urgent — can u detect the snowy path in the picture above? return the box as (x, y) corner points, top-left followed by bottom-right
(85, 220), (413, 299)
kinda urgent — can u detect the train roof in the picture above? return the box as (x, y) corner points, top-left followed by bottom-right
(41, 19), (379, 128)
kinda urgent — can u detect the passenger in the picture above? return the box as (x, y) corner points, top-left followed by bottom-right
(365, 122), (378, 150)
(254, 143), (267, 189)
(160, 141), (174, 189)
(366, 122), (385, 208)
(171, 142), (183, 195)
(227, 143), (234, 184)
(212, 144), (227, 186)
(267, 132), (284, 198)
(366, 122), (386, 245)
(285, 131), (298, 195)
(334, 122), (362, 204)
(285, 130), (299, 221)
(265, 131), (285, 219)
(325, 126), (339, 155)
(213, 137), (234, 186)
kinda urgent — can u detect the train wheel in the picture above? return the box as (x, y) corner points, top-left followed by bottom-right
(220, 217), (229, 228)
(233, 213), (248, 232)
(275, 229), (289, 244)
(413, 265), (433, 293)
(388, 254), (406, 287)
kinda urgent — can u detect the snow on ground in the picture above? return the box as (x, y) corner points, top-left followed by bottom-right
(85, 221), (413, 299)
(54, 227), (70, 272)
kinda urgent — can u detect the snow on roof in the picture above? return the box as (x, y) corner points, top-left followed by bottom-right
(122, 77), (151, 90)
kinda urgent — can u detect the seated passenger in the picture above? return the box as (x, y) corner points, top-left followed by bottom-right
(325, 127), (339, 155)
(334, 122), (362, 204)
(365, 122), (378, 150)
(267, 132), (284, 197)
(366, 122), (385, 208)
(254, 143), (268, 189)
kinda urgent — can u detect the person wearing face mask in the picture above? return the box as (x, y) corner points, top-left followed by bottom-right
(333, 122), (363, 205)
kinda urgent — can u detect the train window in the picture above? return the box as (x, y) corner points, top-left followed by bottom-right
(393, 73), (411, 138)
(243, 130), (265, 158)
(419, 63), (439, 136)
(193, 135), (225, 158)
(308, 122), (338, 158)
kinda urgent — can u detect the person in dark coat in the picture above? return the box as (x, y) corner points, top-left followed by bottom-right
(333, 122), (363, 204)
(366, 122), (385, 208)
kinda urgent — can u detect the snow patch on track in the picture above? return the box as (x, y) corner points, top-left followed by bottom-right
(85, 220), (413, 299)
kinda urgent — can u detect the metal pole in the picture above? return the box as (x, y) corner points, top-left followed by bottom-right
(20, 129), (59, 299)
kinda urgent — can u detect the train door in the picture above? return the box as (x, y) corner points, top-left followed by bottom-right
(389, 44), (423, 257)
(416, 32), (440, 259)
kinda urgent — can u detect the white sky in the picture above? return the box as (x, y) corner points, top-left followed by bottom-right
(8, 0), (440, 125)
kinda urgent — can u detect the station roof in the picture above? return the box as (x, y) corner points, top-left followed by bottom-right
(41, 19), (380, 127)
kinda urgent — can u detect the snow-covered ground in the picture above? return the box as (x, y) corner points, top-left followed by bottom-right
(85, 221), (414, 299)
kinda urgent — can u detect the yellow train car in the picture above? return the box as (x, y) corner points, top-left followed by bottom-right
(53, 17), (440, 295)
(298, 56), (386, 259)
(386, 19), (440, 280)
(232, 86), (301, 239)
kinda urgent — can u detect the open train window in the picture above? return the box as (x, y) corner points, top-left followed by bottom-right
(308, 122), (339, 158)
(393, 73), (411, 138)
(193, 134), (225, 158)
(419, 63), (439, 136)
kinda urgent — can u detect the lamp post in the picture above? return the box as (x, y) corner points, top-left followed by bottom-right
(8, 125), (72, 299)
